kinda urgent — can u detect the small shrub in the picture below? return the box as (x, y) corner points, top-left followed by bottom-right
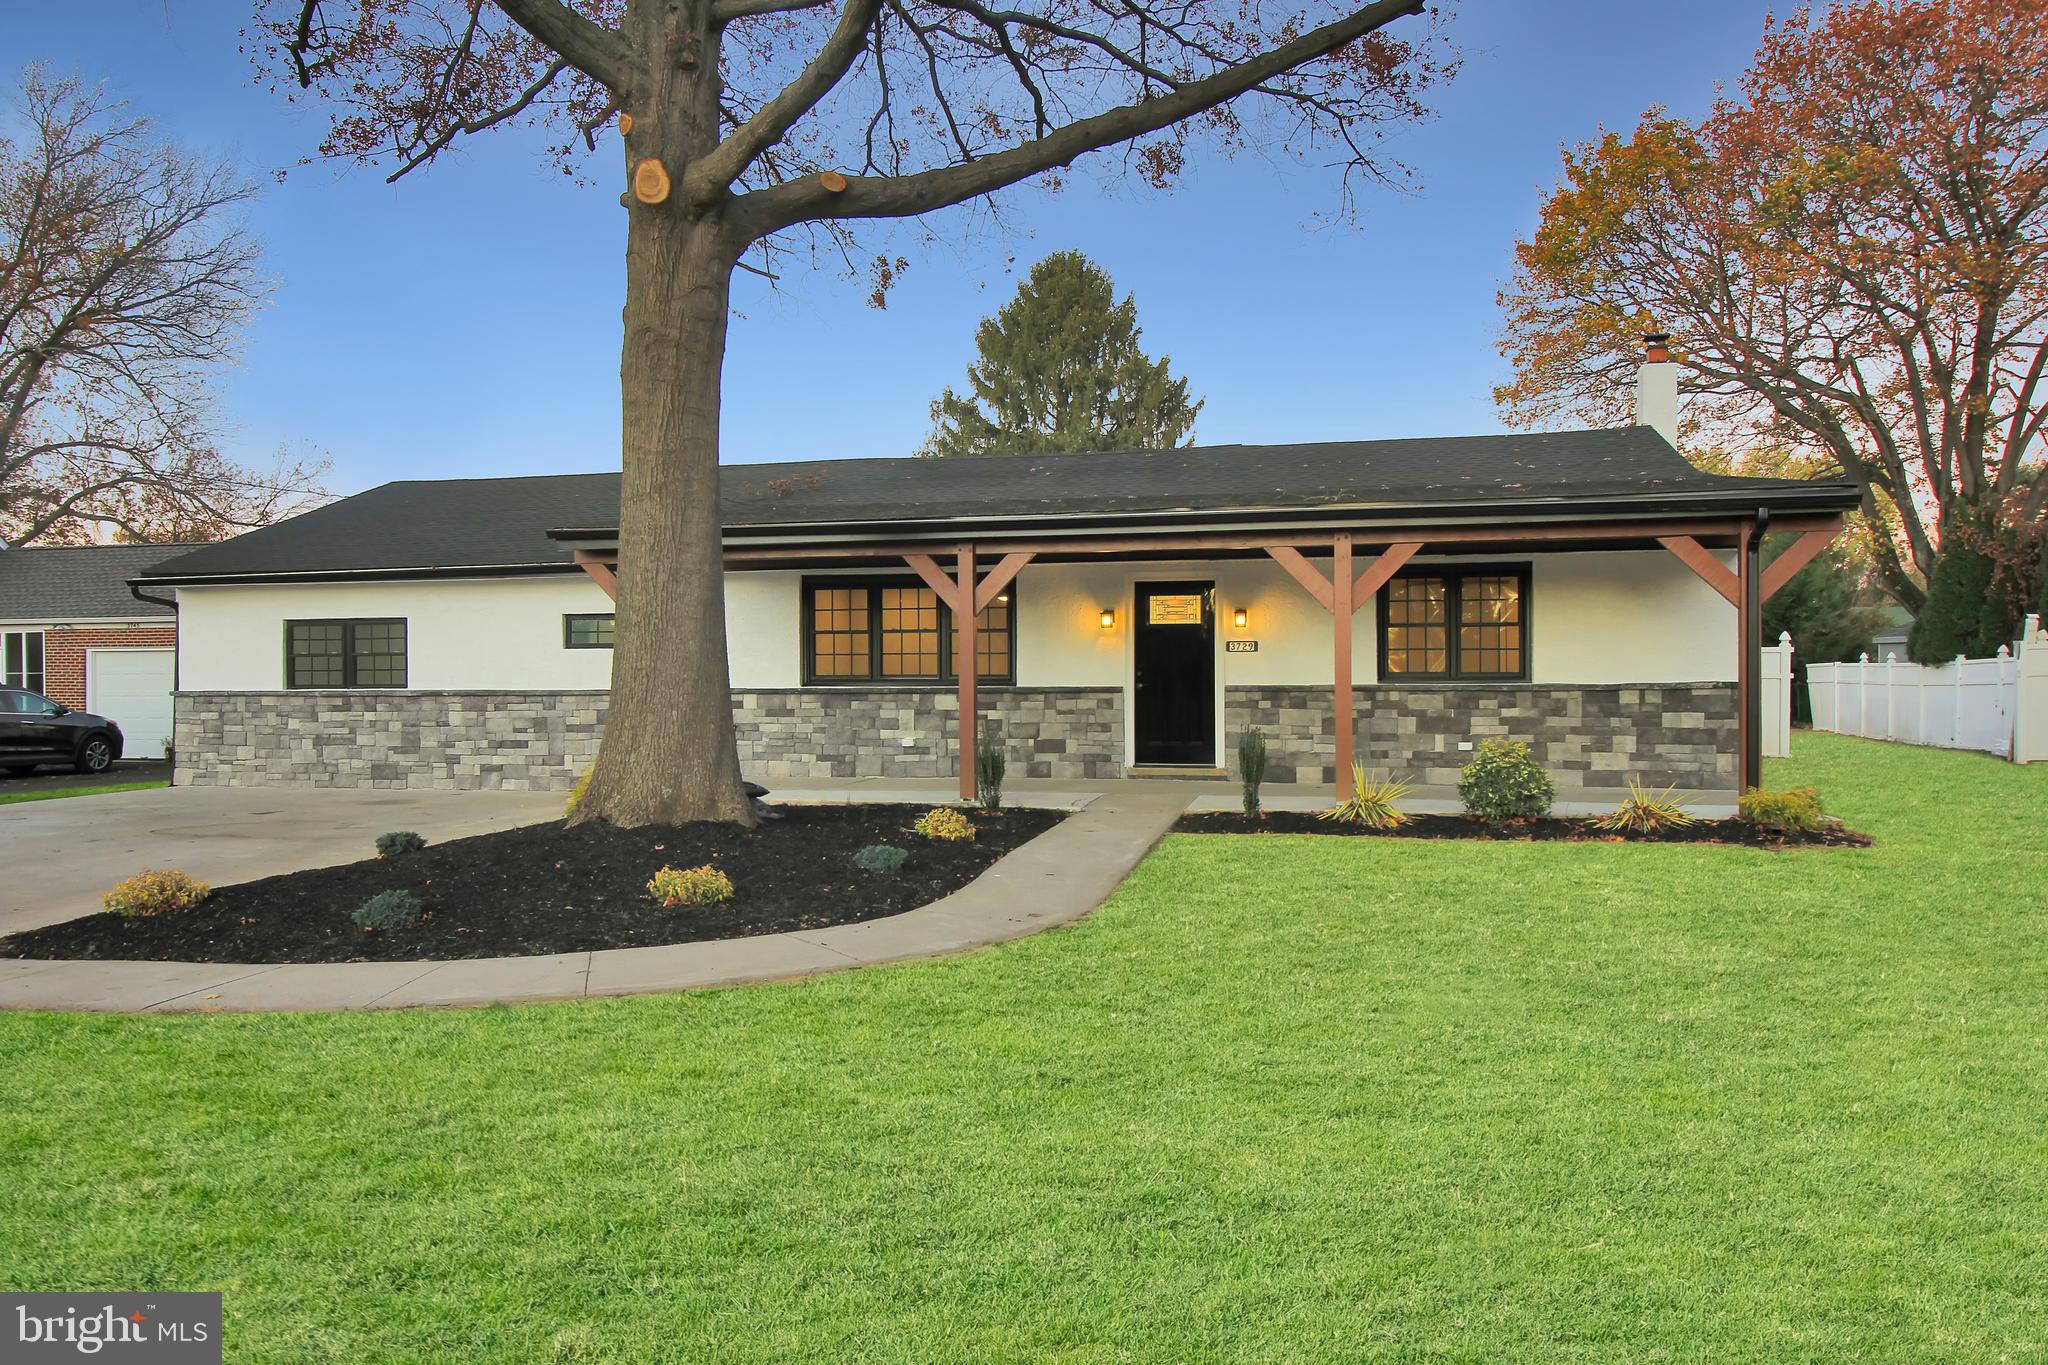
(853, 843), (909, 875)
(1321, 764), (1412, 829)
(102, 868), (210, 918)
(913, 807), (976, 842)
(374, 830), (427, 859)
(1237, 728), (1268, 819)
(1593, 777), (1696, 834)
(1458, 737), (1556, 822)
(564, 767), (592, 818)
(353, 889), (425, 931)
(975, 734), (1007, 812)
(1739, 785), (1826, 832)
(647, 864), (735, 908)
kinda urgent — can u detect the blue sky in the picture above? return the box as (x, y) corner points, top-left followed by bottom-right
(8, 3), (1777, 494)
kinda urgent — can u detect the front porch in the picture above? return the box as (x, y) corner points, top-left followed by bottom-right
(566, 512), (1845, 804)
(749, 771), (1743, 820)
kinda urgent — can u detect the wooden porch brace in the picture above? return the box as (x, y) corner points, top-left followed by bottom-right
(1657, 518), (1844, 792)
(901, 545), (1035, 801)
(572, 550), (618, 600)
(1264, 536), (1423, 797)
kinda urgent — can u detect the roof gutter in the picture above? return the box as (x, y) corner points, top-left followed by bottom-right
(128, 580), (178, 612)
(546, 482), (1863, 545)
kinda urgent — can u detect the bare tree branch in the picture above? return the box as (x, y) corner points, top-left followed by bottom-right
(687, 0), (886, 201)
(491, 0), (633, 91)
(730, 0), (1425, 240)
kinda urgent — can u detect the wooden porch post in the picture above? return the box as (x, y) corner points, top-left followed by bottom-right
(956, 542), (977, 802)
(1333, 533), (1353, 797)
(1655, 515), (1844, 794)
(1264, 537), (1418, 802)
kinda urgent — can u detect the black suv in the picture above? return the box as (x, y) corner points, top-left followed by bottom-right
(0, 686), (124, 774)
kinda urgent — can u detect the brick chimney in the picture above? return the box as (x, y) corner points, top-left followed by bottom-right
(1635, 332), (1677, 447)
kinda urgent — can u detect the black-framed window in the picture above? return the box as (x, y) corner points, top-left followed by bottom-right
(286, 618), (408, 688)
(3, 629), (44, 693)
(564, 613), (615, 649)
(1378, 567), (1528, 681)
(802, 578), (1015, 684)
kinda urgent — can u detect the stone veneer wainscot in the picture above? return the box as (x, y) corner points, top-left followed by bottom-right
(174, 687), (1126, 790)
(1225, 683), (1738, 789)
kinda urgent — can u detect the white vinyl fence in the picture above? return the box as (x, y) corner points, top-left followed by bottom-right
(1761, 631), (1793, 759)
(1806, 613), (2048, 763)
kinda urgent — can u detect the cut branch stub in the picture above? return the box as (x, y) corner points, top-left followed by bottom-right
(617, 111), (633, 136)
(633, 158), (672, 204)
(819, 171), (848, 193)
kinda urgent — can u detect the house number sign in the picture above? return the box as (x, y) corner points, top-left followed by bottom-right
(1225, 640), (1259, 653)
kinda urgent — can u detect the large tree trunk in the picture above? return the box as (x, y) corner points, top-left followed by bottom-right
(571, 208), (755, 828)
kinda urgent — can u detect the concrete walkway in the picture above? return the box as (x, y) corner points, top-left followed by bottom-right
(0, 789), (1188, 1014)
(768, 773), (1740, 819)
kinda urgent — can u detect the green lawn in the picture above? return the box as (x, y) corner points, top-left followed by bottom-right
(0, 780), (169, 805)
(3, 733), (2043, 1361)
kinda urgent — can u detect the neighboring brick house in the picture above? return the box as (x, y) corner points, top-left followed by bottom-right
(0, 543), (191, 758)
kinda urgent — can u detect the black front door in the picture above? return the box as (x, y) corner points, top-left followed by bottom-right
(1133, 581), (1216, 766)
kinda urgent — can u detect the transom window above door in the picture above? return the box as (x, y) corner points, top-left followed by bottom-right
(803, 578), (1014, 684)
(1378, 568), (1528, 681)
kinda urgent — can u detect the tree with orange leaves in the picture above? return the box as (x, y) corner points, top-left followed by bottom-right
(249, 0), (1454, 827)
(1497, 0), (2048, 621)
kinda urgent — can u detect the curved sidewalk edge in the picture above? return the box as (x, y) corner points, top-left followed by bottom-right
(0, 791), (1190, 1015)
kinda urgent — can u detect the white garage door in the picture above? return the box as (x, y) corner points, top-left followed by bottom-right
(87, 648), (175, 759)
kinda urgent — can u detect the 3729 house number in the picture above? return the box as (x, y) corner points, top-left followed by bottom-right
(1225, 640), (1258, 653)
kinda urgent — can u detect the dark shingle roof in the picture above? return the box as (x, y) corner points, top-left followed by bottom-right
(0, 543), (191, 620)
(137, 428), (1861, 581)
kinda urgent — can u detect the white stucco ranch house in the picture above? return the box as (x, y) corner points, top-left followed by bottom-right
(132, 346), (1860, 802)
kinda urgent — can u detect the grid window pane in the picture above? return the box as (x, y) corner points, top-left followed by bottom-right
(1383, 578), (1449, 675)
(1380, 572), (1526, 680)
(975, 598), (1012, 679)
(810, 587), (871, 679)
(805, 581), (1017, 683)
(351, 620), (407, 687)
(880, 586), (942, 677)
(1457, 576), (1522, 676)
(566, 614), (615, 648)
(287, 620), (408, 688)
(287, 622), (346, 688)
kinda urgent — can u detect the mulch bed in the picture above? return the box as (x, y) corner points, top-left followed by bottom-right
(1175, 810), (1872, 848)
(2, 804), (1064, 965)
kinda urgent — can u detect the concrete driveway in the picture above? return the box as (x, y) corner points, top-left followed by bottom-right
(0, 785), (563, 936)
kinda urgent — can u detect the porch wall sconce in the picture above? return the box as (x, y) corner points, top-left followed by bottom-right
(1232, 606), (1249, 630)
(1098, 608), (1116, 630)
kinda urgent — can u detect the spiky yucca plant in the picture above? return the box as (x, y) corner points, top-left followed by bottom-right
(1592, 776), (1696, 833)
(1320, 764), (1412, 830)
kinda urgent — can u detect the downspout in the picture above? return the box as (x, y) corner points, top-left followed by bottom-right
(130, 580), (180, 782)
(1742, 508), (1771, 793)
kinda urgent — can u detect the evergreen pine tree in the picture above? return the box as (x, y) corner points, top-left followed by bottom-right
(922, 251), (1202, 457)
(1909, 531), (1999, 663)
